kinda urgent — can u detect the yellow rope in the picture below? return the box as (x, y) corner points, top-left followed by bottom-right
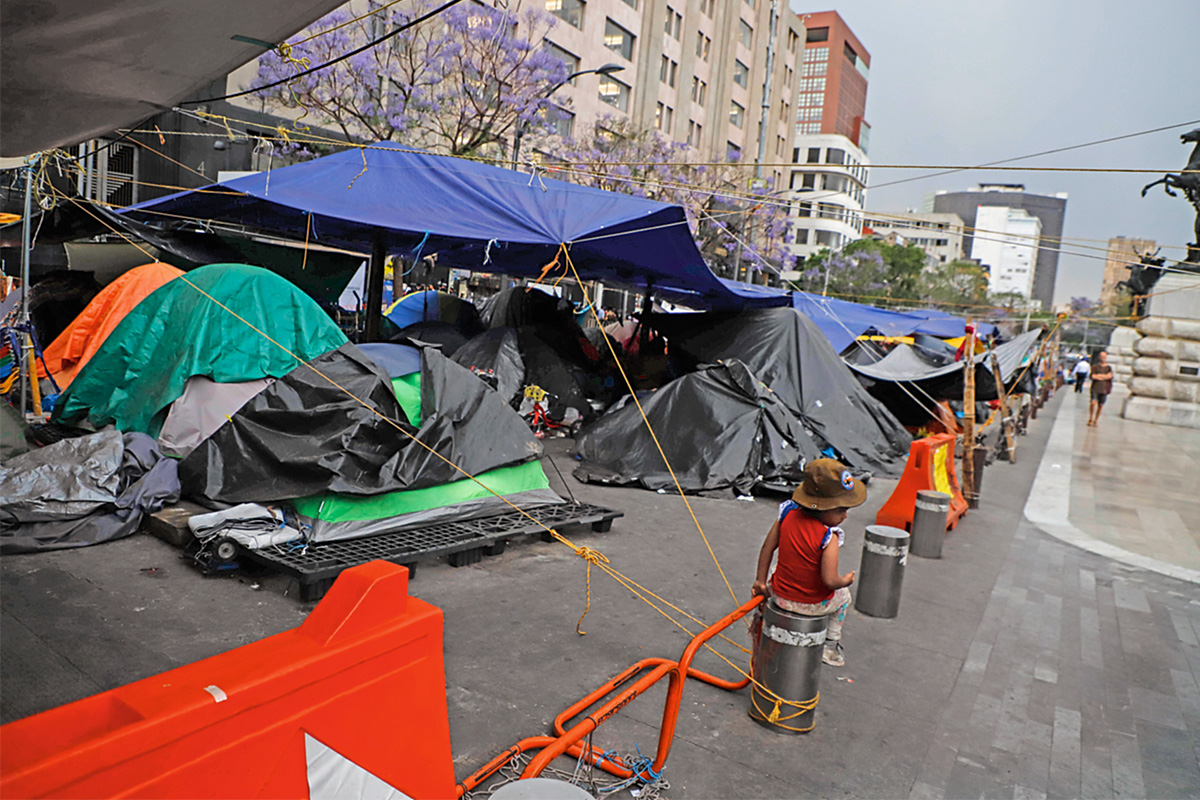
(562, 248), (741, 612)
(301, 212), (312, 270)
(290, 0), (410, 46)
(574, 547), (608, 635)
(750, 685), (819, 732)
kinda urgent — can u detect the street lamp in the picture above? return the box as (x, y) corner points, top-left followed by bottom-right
(511, 63), (625, 168)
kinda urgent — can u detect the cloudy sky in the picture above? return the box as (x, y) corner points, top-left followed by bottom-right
(792, 0), (1200, 304)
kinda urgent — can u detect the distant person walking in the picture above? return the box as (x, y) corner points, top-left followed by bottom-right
(1072, 356), (1091, 393)
(1087, 351), (1114, 427)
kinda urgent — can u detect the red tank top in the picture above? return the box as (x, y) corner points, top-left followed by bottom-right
(770, 504), (840, 604)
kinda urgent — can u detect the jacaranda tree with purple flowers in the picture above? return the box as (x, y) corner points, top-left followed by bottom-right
(252, 0), (567, 155)
(538, 117), (795, 277)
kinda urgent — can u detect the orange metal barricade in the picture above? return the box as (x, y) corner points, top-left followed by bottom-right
(875, 433), (968, 532)
(0, 561), (455, 800)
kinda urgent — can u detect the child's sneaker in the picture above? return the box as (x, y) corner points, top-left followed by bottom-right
(822, 641), (845, 667)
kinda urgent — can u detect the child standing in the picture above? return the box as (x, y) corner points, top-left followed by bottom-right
(752, 458), (866, 667)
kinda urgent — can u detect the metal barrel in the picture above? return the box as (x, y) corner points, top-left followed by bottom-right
(491, 778), (595, 799)
(749, 600), (827, 734)
(910, 490), (951, 559)
(854, 525), (910, 618)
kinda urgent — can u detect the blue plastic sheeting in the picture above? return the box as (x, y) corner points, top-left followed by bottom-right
(790, 291), (996, 353)
(122, 144), (791, 311)
(356, 343), (422, 378)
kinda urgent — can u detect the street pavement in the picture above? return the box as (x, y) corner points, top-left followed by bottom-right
(2, 386), (1198, 798)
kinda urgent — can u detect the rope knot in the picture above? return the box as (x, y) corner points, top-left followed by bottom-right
(575, 546), (609, 566)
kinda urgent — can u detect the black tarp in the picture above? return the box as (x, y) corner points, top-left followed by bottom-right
(451, 328), (526, 404)
(849, 330), (1042, 426)
(179, 343), (543, 504)
(650, 308), (912, 478)
(0, 429), (180, 553)
(574, 360), (824, 495)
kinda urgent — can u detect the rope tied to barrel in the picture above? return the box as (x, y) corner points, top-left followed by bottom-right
(752, 688), (820, 732)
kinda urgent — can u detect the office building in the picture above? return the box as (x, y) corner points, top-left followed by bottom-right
(970, 206), (1042, 300)
(785, 10), (870, 262)
(932, 184), (1068, 310)
(862, 211), (965, 265)
(1100, 236), (1155, 309)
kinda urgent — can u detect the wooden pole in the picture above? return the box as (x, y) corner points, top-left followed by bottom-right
(990, 350), (1015, 463)
(961, 323), (977, 505)
(364, 230), (387, 342)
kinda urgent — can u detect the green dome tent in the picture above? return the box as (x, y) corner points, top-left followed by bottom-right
(53, 263), (347, 435)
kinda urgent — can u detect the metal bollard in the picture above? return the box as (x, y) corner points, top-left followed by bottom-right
(749, 600), (826, 734)
(910, 490), (951, 558)
(854, 525), (910, 618)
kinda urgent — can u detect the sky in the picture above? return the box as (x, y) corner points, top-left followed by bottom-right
(790, 0), (1200, 304)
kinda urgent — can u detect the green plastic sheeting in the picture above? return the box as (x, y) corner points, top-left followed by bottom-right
(290, 460), (550, 523)
(391, 374), (422, 426)
(53, 263), (347, 435)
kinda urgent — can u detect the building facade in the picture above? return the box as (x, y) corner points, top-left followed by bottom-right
(1100, 235), (1155, 309)
(784, 10), (870, 263)
(932, 184), (1068, 310)
(862, 211), (965, 265)
(969, 206), (1042, 300)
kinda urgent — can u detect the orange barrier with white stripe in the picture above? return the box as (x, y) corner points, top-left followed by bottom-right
(0, 561), (455, 799)
(875, 433), (968, 532)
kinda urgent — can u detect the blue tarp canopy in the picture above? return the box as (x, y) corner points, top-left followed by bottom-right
(122, 143), (790, 311)
(790, 291), (997, 353)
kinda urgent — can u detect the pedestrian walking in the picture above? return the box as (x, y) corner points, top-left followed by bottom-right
(1072, 355), (1090, 393)
(1087, 351), (1114, 426)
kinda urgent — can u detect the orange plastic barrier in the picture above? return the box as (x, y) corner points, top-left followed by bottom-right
(0, 561), (455, 799)
(875, 433), (968, 532)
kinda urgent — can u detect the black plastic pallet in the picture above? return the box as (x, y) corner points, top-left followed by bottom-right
(243, 502), (622, 601)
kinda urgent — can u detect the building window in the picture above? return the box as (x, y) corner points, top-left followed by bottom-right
(843, 42), (859, 65)
(794, 228), (809, 245)
(604, 19), (635, 60)
(815, 229), (841, 247)
(802, 61), (827, 77)
(664, 7), (681, 38)
(796, 107), (821, 121)
(598, 75), (630, 111)
(733, 60), (749, 88)
(699, 0), (714, 17)
(803, 46), (828, 63)
(800, 77), (826, 92)
(687, 120), (703, 147)
(784, 65), (794, 87)
(787, 28), (799, 54)
(826, 148), (845, 164)
(546, 43), (579, 82)
(621, 0), (637, 9)
(739, 20), (753, 48)
(806, 26), (829, 43)
(553, 107), (575, 138)
(730, 100), (744, 128)
(659, 56), (678, 87)
(655, 102), (674, 132)
(790, 172), (816, 191)
(545, 0), (583, 29)
(743, 0), (755, 7)
(695, 33), (712, 61)
(691, 77), (707, 106)
(795, 201), (811, 217)
(807, 147), (820, 163)
(776, 135), (785, 156)
(823, 174), (849, 193)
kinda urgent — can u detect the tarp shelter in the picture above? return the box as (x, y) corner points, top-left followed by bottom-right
(52, 263), (347, 435)
(849, 329), (1043, 425)
(574, 360), (824, 495)
(121, 144), (794, 310)
(651, 307), (912, 478)
(38, 262), (182, 388)
(386, 290), (484, 335)
(790, 291), (998, 355)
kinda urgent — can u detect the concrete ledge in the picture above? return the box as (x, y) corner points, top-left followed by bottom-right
(1121, 395), (1200, 428)
(1024, 390), (1200, 584)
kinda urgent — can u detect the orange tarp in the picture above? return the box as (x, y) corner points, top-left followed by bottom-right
(39, 262), (182, 388)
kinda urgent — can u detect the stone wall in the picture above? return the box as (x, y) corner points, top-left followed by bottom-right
(1122, 273), (1200, 429)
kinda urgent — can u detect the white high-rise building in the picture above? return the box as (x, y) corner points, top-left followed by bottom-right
(970, 206), (1042, 302)
(786, 133), (867, 260)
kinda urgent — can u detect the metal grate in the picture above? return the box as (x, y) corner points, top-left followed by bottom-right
(244, 502), (622, 601)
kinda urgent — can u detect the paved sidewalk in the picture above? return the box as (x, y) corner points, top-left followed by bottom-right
(3, 389), (1198, 798)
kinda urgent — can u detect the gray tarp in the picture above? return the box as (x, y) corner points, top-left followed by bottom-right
(574, 360), (825, 495)
(0, 429), (180, 553)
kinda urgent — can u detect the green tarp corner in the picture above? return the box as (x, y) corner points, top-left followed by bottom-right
(391, 374), (422, 427)
(53, 263), (347, 435)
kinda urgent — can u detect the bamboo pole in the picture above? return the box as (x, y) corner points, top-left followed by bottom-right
(990, 350), (1015, 463)
(961, 323), (977, 505)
